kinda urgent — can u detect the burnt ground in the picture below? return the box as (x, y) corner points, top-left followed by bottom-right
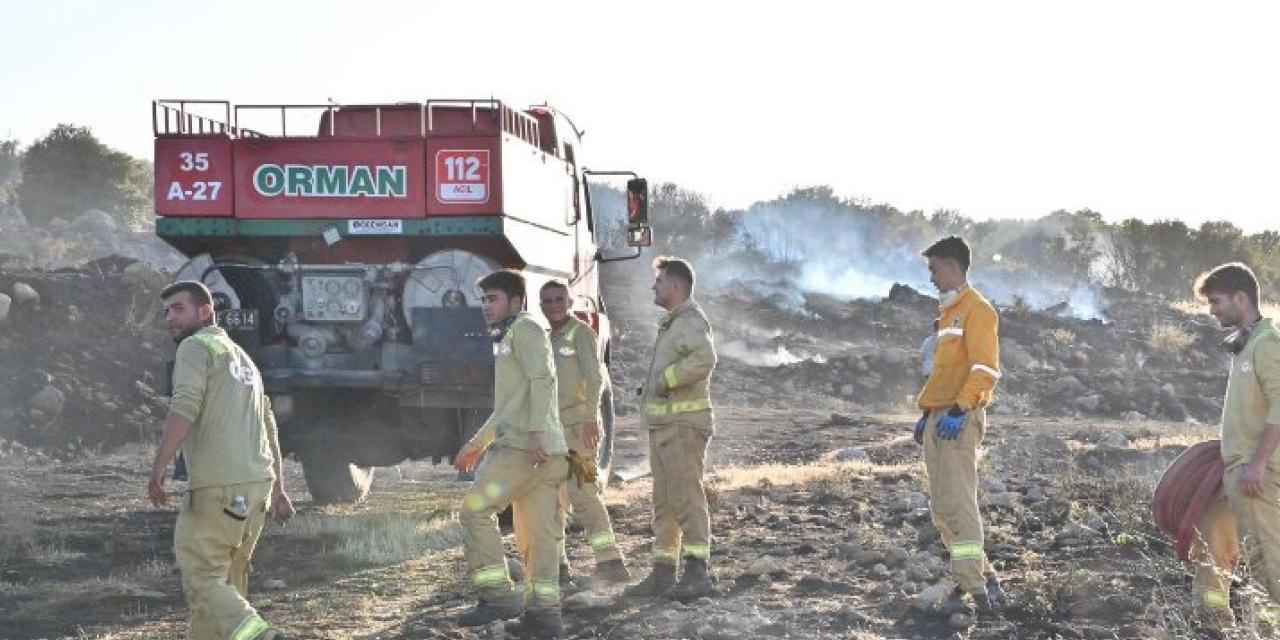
(0, 258), (1265, 639)
(0, 409), (1248, 640)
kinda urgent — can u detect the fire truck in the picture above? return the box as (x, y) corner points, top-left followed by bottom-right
(152, 98), (651, 502)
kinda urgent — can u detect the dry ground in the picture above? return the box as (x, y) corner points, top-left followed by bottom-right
(1, 406), (1267, 640)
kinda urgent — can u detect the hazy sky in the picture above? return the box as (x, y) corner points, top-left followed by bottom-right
(2, 0), (1277, 232)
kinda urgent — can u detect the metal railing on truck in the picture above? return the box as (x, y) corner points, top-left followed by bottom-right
(154, 99), (543, 151)
(152, 100), (264, 137)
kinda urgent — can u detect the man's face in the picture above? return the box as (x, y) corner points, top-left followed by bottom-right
(1206, 291), (1249, 328)
(163, 292), (212, 342)
(481, 289), (520, 327)
(927, 256), (961, 292)
(539, 286), (570, 325)
(652, 269), (681, 308)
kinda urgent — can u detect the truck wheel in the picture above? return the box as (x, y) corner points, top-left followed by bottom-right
(300, 447), (374, 504)
(597, 384), (617, 488)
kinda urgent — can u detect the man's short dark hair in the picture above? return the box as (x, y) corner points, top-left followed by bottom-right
(539, 279), (569, 295)
(1196, 262), (1260, 309)
(161, 280), (214, 307)
(478, 269), (527, 301)
(654, 256), (696, 292)
(922, 236), (972, 272)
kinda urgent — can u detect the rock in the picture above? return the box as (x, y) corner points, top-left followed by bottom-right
(851, 548), (885, 567)
(948, 612), (975, 629)
(871, 563), (892, 578)
(981, 479), (1007, 494)
(832, 447), (870, 463)
(12, 282), (39, 305)
(1023, 485), (1046, 503)
(906, 564), (936, 583)
(1122, 410), (1147, 423)
(983, 492), (1020, 509)
(0, 293), (9, 323)
(263, 578), (287, 590)
(744, 555), (785, 577)
(840, 384), (855, 398)
(904, 492), (929, 512)
(30, 385), (66, 418)
(914, 581), (956, 611)
(1097, 431), (1129, 449)
(883, 547), (909, 568)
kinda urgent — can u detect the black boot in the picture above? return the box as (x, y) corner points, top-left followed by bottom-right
(593, 559), (632, 585)
(985, 576), (1006, 611)
(457, 591), (524, 627)
(504, 608), (564, 638)
(668, 558), (715, 601)
(623, 563), (676, 598)
(559, 562), (583, 593)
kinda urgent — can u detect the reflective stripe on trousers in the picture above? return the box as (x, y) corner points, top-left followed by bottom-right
(645, 399), (710, 416)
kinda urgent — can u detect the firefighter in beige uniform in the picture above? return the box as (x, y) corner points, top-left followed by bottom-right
(914, 237), (1004, 618)
(147, 281), (293, 640)
(625, 257), (718, 601)
(1191, 262), (1280, 627)
(535, 280), (631, 586)
(454, 270), (570, 638)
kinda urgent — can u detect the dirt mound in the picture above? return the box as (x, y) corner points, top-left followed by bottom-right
(0, 259), (172, 455)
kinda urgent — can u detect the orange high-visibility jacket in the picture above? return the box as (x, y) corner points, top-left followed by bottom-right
(917, 285), (1001, 411)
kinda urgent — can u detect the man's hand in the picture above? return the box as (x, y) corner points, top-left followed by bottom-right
(936, 407), (968, 440)
(1241, 461), (1267, 498)
(147, 467), (169, 507)
(583, 421), (602, 450)
(271, 491), (296, 523)
(527, 431), (549, 467)
(455, 442), (485, 474)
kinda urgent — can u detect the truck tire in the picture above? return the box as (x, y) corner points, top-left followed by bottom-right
(300, 447), (375, 504)
(597, 384), (617, 488)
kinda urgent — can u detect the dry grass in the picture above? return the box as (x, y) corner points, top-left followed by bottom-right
(281, 510), (463, 568)
(1148, 321), (1196, 354)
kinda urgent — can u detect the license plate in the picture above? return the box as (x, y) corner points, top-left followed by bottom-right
(218, 308), (258, 330)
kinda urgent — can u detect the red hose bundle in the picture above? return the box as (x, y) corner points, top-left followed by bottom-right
(1152, 439), (1225, 563)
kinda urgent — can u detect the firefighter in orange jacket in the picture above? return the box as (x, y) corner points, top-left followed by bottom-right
(914, 236), (1005, 617)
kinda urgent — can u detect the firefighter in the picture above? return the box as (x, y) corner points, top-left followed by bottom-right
(624, 257), (718, 601)
(454, 269), (570, 637)
(147, 281), (293, 640)
(914, 237), (1005, 617)
(1196, 262), (1280, 625)
(534, 280), (632, 587)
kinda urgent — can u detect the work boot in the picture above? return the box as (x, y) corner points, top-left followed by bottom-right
(504, 608), (564, 638)
(559, 562), (584, 594)
(457, 592), (524, 627)
(940, 586), (971, 617)
(985, 576), (1006, 611)
(623, 564), (676, 598)
(668, 558), (715, 601)
(592, 559), (632, 586)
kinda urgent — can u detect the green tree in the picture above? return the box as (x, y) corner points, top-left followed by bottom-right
(17, 124), (151, 228)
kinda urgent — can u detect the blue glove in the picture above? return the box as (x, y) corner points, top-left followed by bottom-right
(936, 407), (968, 440)
(913, 413), (929, 445)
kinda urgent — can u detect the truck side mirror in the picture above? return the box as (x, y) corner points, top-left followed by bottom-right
(626, 178), (651, 247)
